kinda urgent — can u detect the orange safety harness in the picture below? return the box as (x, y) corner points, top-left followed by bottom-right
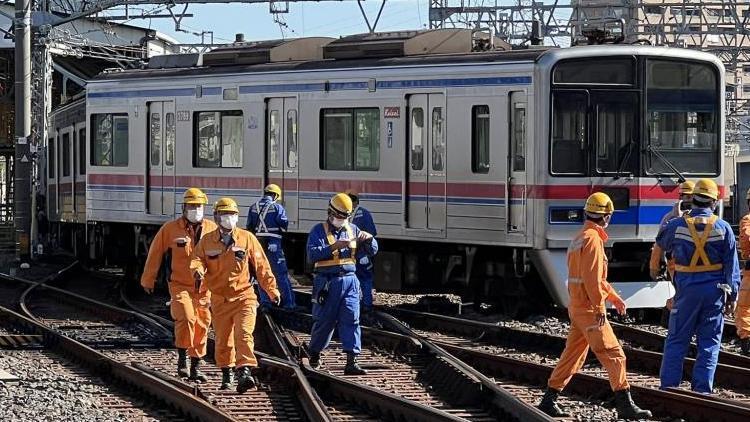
(674, 214), (723, 273)
(314, 222), (357, 269)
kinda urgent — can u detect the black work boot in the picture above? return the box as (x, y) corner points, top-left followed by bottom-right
(538, 387), (570, 417)
(741, 338), (750, 355)
(615, 389), (652, 420)
(344, 353), (367, 375)
(309, 351), (321, 369)
(188, 357), (208, 383)
(176, 348), (189, 378)
(236, 366), (256, 394)
(220, 367), (233, 390)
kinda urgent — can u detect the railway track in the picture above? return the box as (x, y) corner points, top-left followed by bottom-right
(382, 306), (750, 421)
(271, 308), (553, 421)
(0, 274), (232, 421)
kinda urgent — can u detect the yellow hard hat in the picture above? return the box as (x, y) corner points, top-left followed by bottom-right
(264, 183), (282, 200)
(584, 192), (614, 215)
(183, 188), (208, 205)
(329, 193), (353, 217)
(693, 179), (719, 201)
(679, 181), (695, 195)
(214, 197), (239, 214)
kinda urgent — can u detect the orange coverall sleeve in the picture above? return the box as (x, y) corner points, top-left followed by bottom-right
(247, 234), (280, 301)
(189, 237), (207, 279)
(580, 235), (608, 313)
(740, 216), (750, 261)
(140, 225), (167, 289)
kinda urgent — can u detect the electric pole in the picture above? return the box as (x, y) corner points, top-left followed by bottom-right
(14, 0), (31, 262)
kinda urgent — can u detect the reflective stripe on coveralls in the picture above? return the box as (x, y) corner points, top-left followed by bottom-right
(548, 221), (629, 392)
(140, 217), (217, 358)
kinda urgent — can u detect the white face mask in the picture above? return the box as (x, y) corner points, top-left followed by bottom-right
(186, 206), (204, 223)
(331, 217), (346, 228)
(602, 214), (612, 228)
(219, 214), (238, 230)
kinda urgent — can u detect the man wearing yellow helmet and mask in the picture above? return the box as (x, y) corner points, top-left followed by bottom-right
(306, 193), (378, 375)
(539, 192), (651, 420)
(247, 183), (296, 309)
(190, 197), (280, 393)
(141, 188), (216, 383)
(655, 179), (739, 393)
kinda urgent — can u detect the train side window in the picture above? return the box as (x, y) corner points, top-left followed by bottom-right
(551, 92), (587, 175)
(193, 110), (243, 168)
(511, 104), (526, 172)
(431, 107), (444, 171)
(62, 133), (70, 177)
(165, 112), (175, 166)
(150, 112), (161, 166)
(91, 113), (129, 167)
(287, 110), (298, 168)
(78, 128), (86, 175)
(48, 137), (55, 177)
(471, 105), (490, 174)
(320, 107), (379, 171)
(411, 108), (424, 171)
(269, 110), (280, 168)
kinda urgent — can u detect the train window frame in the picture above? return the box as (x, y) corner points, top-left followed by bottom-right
(192, 110), (244, 169)
(165, 112), (175, 167)
(643, 58), (721, 177)
(411, 107), (425, 171)
(269, 110), (280, 168)
(553, 57), (636, 86)
(90, 113), (129, 167)
(62, 132), (70, 177)
(78, 128), (86, 175)
(319, 107), (380, 171)
(549, 90), (589, 176)
(471, 105), (490, 174)
(431, 107), (445, 172)
(287, 109), (298, 169)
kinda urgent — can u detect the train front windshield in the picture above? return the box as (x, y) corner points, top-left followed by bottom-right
(550, 57), (721, 178)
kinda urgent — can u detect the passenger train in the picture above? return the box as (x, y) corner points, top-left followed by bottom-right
(45, 29), (725, 312)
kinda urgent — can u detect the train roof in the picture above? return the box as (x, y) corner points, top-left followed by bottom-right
(93, 48), (549, 81)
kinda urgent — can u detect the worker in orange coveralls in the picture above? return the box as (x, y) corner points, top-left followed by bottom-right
(736, 187), (750, 356)
(538, 192), (651, 420)
(190, 197), (280, 393)
(141, 188), (216, 382)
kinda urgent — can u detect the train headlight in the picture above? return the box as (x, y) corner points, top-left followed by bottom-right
(549, 208), (584, 224)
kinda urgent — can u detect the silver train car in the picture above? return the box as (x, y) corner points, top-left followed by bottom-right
(46, 31), (725, 311)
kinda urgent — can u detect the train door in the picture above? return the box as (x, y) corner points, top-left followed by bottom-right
(407, 93), (446, 231)
(75, 123), (86, 222)
(589, 91), (639, 236)
(147, 101), (176, 216)
(507, 92), (527, 236)
(266, 97), (299, 229)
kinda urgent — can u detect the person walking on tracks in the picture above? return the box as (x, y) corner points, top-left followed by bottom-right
(346, 189), (378, 312)
(140, 188), (216, 382)
(190, 197), (281, 393)
(655, 179), (740, 393)
(307, 193), (377, 375)
(737, 188), (750, 356)
(539, 192), (651, 420)
(247, 183), (296, 310)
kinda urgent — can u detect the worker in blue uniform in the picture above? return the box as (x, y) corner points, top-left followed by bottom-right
(346, 189), (378, 311)
(247, 184), (296, 309)
(307, 193), (378, 375)
(654, 178), (740, 393)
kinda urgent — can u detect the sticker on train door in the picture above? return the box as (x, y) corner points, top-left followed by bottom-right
(387, 121), (393, 148)
(248, 115), (258, 130)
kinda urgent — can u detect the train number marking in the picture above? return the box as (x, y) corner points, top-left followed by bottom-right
(176, 111), (190, 121)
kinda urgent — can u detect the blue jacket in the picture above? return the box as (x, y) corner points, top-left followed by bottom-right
(656, 207), (740, 300)
(307, 221), (378, 275)
(246, 195), (288, 238)
(351, 206), (377, 261)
